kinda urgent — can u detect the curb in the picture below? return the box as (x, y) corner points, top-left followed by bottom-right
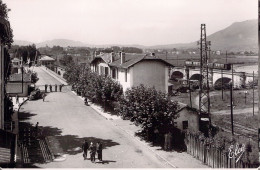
(71, 92), (177, 168)
(72, 91), (120, 120)
(39, 67), (67, 85)
(40, 67), (178, 168)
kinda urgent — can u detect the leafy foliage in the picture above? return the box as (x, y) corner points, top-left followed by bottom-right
(63, 63), (123, 109)
(115, 84), (179, 139)
(0, 0), (13, 46)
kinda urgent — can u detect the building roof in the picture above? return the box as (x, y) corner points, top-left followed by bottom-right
(175, 102), (200, 114)
(90, 53), (112, 64)
(109, 53), (174, 69)
(39, 55), (55, 61)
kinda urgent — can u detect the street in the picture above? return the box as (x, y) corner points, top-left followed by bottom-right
(19, 67), (173, 168)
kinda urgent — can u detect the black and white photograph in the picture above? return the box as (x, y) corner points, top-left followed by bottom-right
(0, 0), (259, 168)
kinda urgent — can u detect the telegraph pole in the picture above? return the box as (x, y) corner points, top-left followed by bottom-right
(221, 69), (224, 100)
(253, 71), (255, 116)
(230, 83), (234, 135)
(226, 51), (228, 64)
(231, 64), (234, 103)
(198, 24), (211, 131)
(189, 79), (192, 108)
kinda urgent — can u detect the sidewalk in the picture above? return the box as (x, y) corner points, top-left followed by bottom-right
(39, 66), (67, 85)
(38, 66), (209, 168)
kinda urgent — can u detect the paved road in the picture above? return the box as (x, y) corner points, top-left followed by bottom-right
(20, 67), (173, 168)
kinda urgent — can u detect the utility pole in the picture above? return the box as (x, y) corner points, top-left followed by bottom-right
(253, 71), (255, 116)
(230, 83), (234, 135)
(198, 24), (211, 131)
(221, 69), (224, 100)
(189, 79), (192, 108)
(226, 51), (228, 64)
(231, 64), (234, 103)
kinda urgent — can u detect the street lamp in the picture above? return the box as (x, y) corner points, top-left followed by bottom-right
(244, 90), (248, 104)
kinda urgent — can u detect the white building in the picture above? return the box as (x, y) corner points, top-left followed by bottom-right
(90, 52), (173, 93)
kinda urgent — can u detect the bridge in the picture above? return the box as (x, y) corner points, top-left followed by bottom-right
(170, 62), (256, 88)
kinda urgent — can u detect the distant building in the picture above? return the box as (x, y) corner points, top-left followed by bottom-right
(6, 72), (32, 97)
(10, 58), (21, 74)
(90, 52), (173, 93)
(174, 103), (200, 132)
(39, 55), (55, 70)
(90, 52), (111, 77)
(216, 50), (221, 55)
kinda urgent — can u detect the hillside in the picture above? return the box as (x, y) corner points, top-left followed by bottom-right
(36, 39), (87, 48)
(207, 19), (257, 52)
(148, 19), (257, 52)
(13, 19), (257, 52)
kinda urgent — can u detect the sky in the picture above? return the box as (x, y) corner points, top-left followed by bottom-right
(4, 0), (258, 46)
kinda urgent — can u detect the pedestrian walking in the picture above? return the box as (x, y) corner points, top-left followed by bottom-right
(34, 122), (39, 138)
(84, 97), (89, 106)
(55, 84), (57, 92)
(59, 84), (63, 92)
(96, 141), (103, 162)
(45, 84), (48, 93)
(89, 142), (96, 163)
(42, 93), (46, 102)
(82, 140), (89, 160)
(49, 85), (52, 92)
(16, 95), (19, 104)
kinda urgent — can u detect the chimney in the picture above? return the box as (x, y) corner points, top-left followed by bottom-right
(111, 51), (115, 63)
(120, 51), (125, 64)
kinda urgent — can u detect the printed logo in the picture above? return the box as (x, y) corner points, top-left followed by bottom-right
(228, 143), (245, 163)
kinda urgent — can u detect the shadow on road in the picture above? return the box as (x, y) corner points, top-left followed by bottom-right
(18, 111), (120, 162)
(18, 111), (37, 121)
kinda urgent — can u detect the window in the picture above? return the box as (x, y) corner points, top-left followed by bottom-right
(182, 121), (188, 130)
(125, 69), (127, 82)
(105, 67), (109, 76)
(112, 69), (116, 79)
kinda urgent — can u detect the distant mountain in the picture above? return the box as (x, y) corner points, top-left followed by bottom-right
(147, 19), (257, 52)
(13, 40), (34, 46)
(36, 39), (87, 48)
(207, 19), (257, 52)
(13, 19), (257, 52)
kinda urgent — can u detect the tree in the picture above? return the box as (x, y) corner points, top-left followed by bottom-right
(0, 0), (13, 46)
(116, 85), (179, 142)
(59, 55), (74, 66)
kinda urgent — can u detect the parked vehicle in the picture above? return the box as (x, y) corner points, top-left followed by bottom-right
(29, 89), (43, 100)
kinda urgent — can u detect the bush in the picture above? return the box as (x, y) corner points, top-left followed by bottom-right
(115, 84), (179, 142)
(63, 63), (123, 110)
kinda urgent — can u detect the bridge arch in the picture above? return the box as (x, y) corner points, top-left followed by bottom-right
(214, 77), (231, 90)
(170, 71), (184, 80)
(189, 74), (203, 81)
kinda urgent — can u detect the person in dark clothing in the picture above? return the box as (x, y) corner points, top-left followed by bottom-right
(96, 141), (103, 162)
(84, 97), (89, 106)
(89, 142), (96, 163)
(34, 122), (39, 138)
(45, 84), (48, 93)
(82, 140), (89, 160)
(42, 93), (46, 102)
(55, 84), (57, 92)
(49, 85), (52, 92)
(59, 84), (63, 92)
